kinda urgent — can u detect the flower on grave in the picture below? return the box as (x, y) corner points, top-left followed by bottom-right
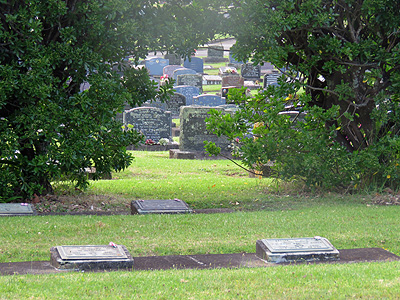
(109, 242), (117, 248)
(145, 138), (156, 145)
(158, 138), (169, 146)
(160, 74), (170, 86)
(225, 67), (237, 74)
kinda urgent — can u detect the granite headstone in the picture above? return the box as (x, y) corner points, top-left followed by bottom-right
(172, 68), (197, 81)
(177, 74), (203, 92)
(183, 57), (204, 73)
(192, 94), (225, 107)
(123, 107), (172, 143)
(145, 58), (169, 76)
(241, 63), (261, 80)
(174, 85), (200, 106)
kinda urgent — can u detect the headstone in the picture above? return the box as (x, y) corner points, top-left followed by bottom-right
(163, 65), (182, 78)
(172, 68), (196, 81)
(164, 53), (182, 66)
(167, 93), (186, 118)
(50, 244), (134, 270)
(131, 199), (192, 214)
(145, 58), (169, 76)
(174, 85), (200, 106)
(123, 107), (172, 143)
(205, 45), (227, 62)
(221, 75), (244, 88)
(179, 106), (231, 152)
(241, 63), (261, 80)
(256, 237), (340, 263)
(263, 71), (282, 88)
(0, 203), (36, 216)
(177, 74), (203, 92)
(229, 53), (246, 65)
(192, 94), (225, 107)
(183, 57), (204, 73)
(207, 45), (224, 58)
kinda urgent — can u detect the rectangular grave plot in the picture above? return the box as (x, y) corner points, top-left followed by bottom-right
(131, 199), (193, 215)
(50, 245), (134, 270)
(0, 203), (36, 216)
(256, 237), (340, 263)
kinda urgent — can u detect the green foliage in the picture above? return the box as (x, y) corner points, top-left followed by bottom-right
(0, 0), (219, 200)
(206, 1), (400, 190)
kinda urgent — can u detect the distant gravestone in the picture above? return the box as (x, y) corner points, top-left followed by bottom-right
(263, 71), (282, 88)
(131, 199), (193, 214)
(192, 94), (225, 107)
(123, 107), (172, 143)
(203, 75), (222, 85)
(205, 45), (227, 62)
(172, 68), (196, 81)
(177, 74), (203, 92)
(50, 244), (134, 270)
(145, 58), (169, 76)
(256, 237), (340, 263)
(168, 93), (186, 118)
(221, 75), (244, 88)
(174, 85), (200, 106)
(0, 203), (36, 216)
(179, 106), (231, 152)
(164, 53), (182, 66)
(163, 65), (182, 78)
(241, 63), (261, 80)
(183, 57), (204, 73)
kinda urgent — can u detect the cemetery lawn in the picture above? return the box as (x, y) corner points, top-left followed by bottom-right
(2, 151), (400, 298)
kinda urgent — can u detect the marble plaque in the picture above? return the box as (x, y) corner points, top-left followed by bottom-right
(56, 245), (128, 260)
(131, 199), (192, 214)
(0, 203), (36, 216)
(256, 237), (340, 263)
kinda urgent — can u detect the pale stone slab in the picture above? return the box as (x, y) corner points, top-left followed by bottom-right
(50, 245), (134, 270)
(0, 203), (36, 216)
(256, 237), (340, 263)
(131, 199), (192, 214)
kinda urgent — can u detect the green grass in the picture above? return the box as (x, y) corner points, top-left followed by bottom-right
(2, 262), (400, 299)
(2, 151), (400, 298)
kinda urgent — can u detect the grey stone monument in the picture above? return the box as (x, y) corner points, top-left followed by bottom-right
(241, 63), (261, 80)
(123, 107), (172, 143)
(177, 74), (203, 93)
(174, 85), (200, 106)
(131, 199), (192, 214)
(0, 203), (36, 216)
(183, 57), (204, 73)
(164, 53), (182, 66)
(179, 106), (231, 152)
(256, 237), (340, 263)
(50, 244), (134, 270)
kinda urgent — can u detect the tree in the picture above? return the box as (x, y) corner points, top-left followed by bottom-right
(0, 0), (219, 200)
(206, 0), (400, 190)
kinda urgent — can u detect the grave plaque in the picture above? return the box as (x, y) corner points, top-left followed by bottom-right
(131, 199), (193, 214)
(183, 57), (204, 73)
(50, 244), (134, 270)
(177, 74), (203, 92)
(256, 237), (340, 263)
(123, 107), (172, 143)
(0, 203), (36, 216)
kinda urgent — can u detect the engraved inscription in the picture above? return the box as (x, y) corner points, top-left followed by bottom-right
(262, 238), (334, 253)
(57, 245), (128, 260)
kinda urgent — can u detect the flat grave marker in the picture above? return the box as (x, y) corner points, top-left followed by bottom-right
(0, 203), (36, 216)
(131, 199), (193, 214)
(256, 237), (340, 263)
(50, 244), (134, 270)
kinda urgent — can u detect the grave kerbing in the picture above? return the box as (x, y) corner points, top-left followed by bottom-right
(0, 203), (37, 216)
(50, 244), (134, 270)
(256, 237), (340, 263)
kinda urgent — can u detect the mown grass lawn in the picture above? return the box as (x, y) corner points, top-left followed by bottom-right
(1, 151), (399, 299)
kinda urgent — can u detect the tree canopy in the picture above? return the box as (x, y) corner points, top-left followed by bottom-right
(206, 0), (400, 190)
(0, 0), (220, 200)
